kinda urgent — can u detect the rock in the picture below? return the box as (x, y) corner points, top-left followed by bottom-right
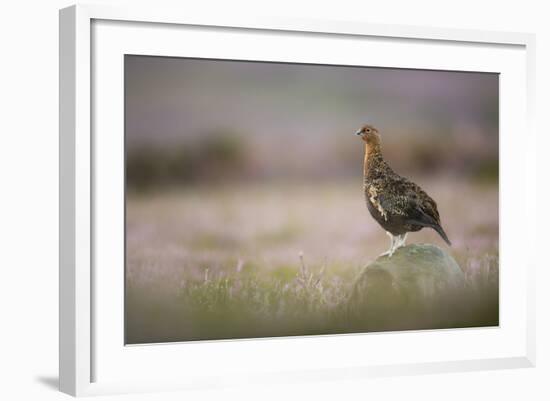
(347, 244), (471, 331)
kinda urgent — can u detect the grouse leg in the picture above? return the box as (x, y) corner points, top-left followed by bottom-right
(396, 233), (408, 249)
(379, 232), (397, 257)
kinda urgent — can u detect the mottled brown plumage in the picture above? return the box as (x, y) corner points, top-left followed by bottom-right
(356, 124), (451, 256)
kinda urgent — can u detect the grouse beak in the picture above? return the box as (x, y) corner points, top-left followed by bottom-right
(355, 130), (362, 136)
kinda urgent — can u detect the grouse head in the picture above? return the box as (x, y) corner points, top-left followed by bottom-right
(355, 124), (381, 148)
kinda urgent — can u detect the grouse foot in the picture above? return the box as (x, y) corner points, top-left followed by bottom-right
(379, 232), (408, 258)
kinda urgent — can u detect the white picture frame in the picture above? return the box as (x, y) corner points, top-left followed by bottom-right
(59, 4), (536, 397)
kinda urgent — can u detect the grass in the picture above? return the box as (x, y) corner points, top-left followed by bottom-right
(125, 178), (499, 344)
(126, 249), (498, 343)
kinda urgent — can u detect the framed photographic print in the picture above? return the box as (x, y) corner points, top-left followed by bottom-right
(59, 4), (536, 396)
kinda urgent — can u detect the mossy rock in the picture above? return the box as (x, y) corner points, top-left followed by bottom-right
(347, 244), (468, 331)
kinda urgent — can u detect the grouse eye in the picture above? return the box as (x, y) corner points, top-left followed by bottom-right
(366, 128), (371, 133)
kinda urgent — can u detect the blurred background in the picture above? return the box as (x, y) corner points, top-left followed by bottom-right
(126, 56), (498, 189)
(125, 55), (499, 344)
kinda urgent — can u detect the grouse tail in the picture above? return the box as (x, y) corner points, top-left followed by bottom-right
(409, 211), (452, 246)
(432, 224), (452, 246)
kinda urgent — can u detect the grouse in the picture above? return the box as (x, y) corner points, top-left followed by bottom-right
(356, 124), (451, 257)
